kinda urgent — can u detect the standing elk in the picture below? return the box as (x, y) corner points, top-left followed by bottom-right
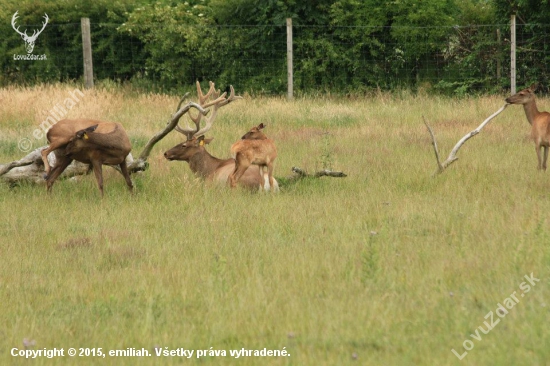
(44, 121), (133, 196)
(506, 84), (550, 170)
(229, 123), (277, 190)
(42, 119), (118, 177)
(163, 81), (278, 191)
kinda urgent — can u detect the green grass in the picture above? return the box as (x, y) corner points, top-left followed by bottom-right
(0, 85), (549, 365)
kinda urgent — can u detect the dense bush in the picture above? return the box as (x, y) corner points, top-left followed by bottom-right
(1, 0), (549, 95)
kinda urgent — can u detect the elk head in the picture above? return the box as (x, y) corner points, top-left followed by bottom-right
(505, 83), (538, 106)
(65, 125), (98, 156)
(12, 11), (49, 54)
(164, 135), (214, 162)
(241, 123), (268, 140)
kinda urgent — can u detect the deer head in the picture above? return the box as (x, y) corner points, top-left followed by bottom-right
(241, 123), (268, 140)
(12, 11), (49, 54)
(506, 83), (538, 105)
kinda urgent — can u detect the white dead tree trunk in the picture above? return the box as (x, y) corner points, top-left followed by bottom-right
(424, 104), (509, 175)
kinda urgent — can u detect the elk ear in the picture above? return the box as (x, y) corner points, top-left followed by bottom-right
(529, 83), (538, 92)
(258, 123), (266, 130)
(75, 130), (87, 139)
(196, 135), (213, 146)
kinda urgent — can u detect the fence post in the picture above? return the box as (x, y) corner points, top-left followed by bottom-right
(510, 14), (516, 94)
(81, 18), (94, 89)
(286, 18), (293, 100)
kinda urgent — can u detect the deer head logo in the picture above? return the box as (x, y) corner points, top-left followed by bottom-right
(11, 11), (49, 54)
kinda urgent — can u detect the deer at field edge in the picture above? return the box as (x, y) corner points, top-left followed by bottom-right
(506, 83), (550, 170)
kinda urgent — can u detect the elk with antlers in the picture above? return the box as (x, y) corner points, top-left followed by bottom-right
(164, 81), (279, 191)
(506, 84), (550, 170)
(11, 11), (48, 54)
(229, 123), (277, 190)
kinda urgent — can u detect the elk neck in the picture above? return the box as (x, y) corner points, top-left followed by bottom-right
(188, 148), (229, 179)
(522, 99), (540, 126)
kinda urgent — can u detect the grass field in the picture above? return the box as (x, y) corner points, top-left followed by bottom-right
(0, 84), (549, 365)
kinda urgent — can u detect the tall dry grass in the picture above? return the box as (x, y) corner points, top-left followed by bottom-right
(0, 84), (549, 365)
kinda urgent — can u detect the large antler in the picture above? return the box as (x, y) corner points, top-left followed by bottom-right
(175, 81), (242, 140)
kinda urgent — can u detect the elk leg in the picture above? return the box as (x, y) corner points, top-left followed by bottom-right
(91, 160), (105, 197)
(41, 141), (68, 178)
(536, 144), (543, 170)
(229, 165), (249, 187)
(119, 160), (134, 192)
(267, 163), (275, 191)
(543, 146), (549, 171)
(46, 155), (73, 193)
(229, 155), (250, 188)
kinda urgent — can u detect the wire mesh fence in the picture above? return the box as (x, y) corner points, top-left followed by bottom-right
(4, 22), (550, 95)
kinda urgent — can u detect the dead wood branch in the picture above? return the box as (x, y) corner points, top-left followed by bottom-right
(127, 101), (207, 173)
(0, 148), (90, 185)
(424, 104), (509, 175)
(289, 166), (347, 180)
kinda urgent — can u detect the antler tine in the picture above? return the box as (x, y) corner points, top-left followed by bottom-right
(172, 92), (196, 139)
(191, 96), (227, 138)
(175, 92), (191, 112)
(202, 92), (227, 109)
(187, 81), (219, 126)
(172, 97), (208, 141)
(192, 85), (242, 138)
(217, 85), (243, 107)
(175, 125), (197, 141)
(196, 80), (217, 105)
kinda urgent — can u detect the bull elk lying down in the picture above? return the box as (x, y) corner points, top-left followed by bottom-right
(42, 119), (133, 196)
(229, 123), (277, 190)
(164, 136), (278, 191)
(163, 81), (278, 191)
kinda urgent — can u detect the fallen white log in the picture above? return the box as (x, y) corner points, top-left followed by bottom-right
(0, 147), (132, 185)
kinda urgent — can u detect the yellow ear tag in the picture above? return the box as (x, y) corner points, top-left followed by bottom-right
(199, 140), (205, 146)
(83, 133), (89, 140)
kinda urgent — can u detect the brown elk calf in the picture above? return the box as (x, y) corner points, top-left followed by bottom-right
(46, 123), (133, 196)
(229, 123), (277, 190)
(506, 84), (550, 170)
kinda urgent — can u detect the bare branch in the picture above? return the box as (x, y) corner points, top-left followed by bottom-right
(134, 102), (207, 166)
(425, 104), (509, 175)
(422, 116), (443, 173)
(290, 166), (347, 179)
